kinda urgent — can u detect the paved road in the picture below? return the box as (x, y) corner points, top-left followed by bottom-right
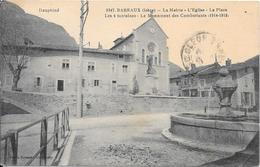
(68, 112), (227, 167)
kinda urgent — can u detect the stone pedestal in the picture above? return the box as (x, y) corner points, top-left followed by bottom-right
(143, 74), (158, 95)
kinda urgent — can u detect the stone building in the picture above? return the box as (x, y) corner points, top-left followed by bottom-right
(0, 17), (169, 96)
(170, 62), (221, 97)
(228, 56), (259, 111)
(170, 56), (259, 111)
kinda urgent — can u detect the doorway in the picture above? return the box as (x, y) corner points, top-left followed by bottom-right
(57, 80), (64, 91)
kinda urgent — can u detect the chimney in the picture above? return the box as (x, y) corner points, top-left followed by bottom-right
(226, 58), (231, 67)
(191, 63), (196, 70)
(113, 37), (124, 45)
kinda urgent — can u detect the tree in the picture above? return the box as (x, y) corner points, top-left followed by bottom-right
(0, 1), (32, 91)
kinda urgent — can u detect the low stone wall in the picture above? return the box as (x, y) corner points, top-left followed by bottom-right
(80, 94), (219, 116)
(1, 90), (220, 117)
(1, 90), (67, 114)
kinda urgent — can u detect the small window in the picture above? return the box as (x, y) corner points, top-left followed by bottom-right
(36, 77), (41, 86)
(62, 59), (70, 70)
(190, 78), (195, 85)
(94, 80), (99, 87)
(245, 67), (248, 73)
(200, 79), (205, 87)
(184, 78), (189, 85)
(122, 65), (128, 73)
(88, 62), (95, 72)
(142, 49), (145, 63)
(158, 52), (162, 65)
(201, 91), (209, 97)
(82, 79), (85, 87)
(119, 55), (124, 59)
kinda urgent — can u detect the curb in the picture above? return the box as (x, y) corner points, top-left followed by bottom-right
(58, 131), (76, 165)
(161, 128), (243, 154)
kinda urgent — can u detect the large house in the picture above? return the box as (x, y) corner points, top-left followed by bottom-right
(170, 56), (259, 111)
(0, 17), (169, 95)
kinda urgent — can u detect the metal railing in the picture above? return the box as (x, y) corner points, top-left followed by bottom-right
(0, 107), (71, 166)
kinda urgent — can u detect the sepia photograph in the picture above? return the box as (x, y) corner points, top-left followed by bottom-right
(0, 0), (259, 166)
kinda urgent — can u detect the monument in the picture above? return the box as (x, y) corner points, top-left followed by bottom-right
(213, 67), (238, 116)
(162, 67), (259, 153)
(144, 42), (158, 95)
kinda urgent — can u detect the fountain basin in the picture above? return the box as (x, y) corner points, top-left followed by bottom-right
(163, 113), (259, 153)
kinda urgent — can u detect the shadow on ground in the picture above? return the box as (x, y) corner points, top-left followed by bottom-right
(199, 132), (259, 167)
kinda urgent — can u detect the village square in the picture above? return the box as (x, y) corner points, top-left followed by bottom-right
(0, 1), (259, 166)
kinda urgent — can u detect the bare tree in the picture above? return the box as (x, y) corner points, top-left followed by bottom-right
(0, 1), (33, 91)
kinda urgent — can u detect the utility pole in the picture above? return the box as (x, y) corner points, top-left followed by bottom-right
(77, 0), (89, 118)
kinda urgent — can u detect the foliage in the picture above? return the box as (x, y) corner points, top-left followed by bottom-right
(0, 1), (32, 91)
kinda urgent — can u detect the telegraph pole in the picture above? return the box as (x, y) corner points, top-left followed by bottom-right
(77, 0), (89, 118)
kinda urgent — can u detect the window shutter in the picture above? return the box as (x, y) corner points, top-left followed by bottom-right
(250, 93), (253, 106)
(241, 92), (244, 106)
(99, 80), (102, 87)
(33, 77), (37, 88)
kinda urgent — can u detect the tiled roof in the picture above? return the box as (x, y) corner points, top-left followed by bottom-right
(169, 63), (220, 79)
(197, 63), (221, 75)
(170, 71), (188, 79)
(2, 44), (134, 56)
(189, 63), (220, 75)
(228, 55), (259, 71)
(110, 33), (134, 50)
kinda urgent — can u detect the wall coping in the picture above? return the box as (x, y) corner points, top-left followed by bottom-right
(130, 94), (212, 99)
(171, 114), (259, 132)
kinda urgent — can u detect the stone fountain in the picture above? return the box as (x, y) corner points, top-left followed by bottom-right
(162, 67), (259, 153)
(213, 67), (238, 117)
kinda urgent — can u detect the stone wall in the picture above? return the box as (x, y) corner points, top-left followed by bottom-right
(1, 90), (67, 114)
(1, 90), (220, 117)
(80, 94), (219, 116)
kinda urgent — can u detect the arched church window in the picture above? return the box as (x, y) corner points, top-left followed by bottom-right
(158, 52), (162, 65)
(142, 49), (145, 63)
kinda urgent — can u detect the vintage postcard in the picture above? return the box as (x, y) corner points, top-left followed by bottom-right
(0, 0), (259, 166)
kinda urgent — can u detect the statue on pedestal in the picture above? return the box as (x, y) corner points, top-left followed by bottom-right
(147, 55), (156, 75)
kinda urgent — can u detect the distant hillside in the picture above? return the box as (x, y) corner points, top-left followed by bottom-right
(169, 62), (184, 78)
(0, 1), (77, 47)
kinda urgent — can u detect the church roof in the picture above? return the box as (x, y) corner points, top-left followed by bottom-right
(110, 17), (168, 50)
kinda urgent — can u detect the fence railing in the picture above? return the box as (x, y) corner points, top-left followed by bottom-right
(0, 107), (71, 166)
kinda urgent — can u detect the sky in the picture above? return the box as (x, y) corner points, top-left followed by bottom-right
(9, 0), (260, 69)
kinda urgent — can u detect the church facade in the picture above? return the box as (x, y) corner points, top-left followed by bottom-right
(0, 18), (169, 95)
